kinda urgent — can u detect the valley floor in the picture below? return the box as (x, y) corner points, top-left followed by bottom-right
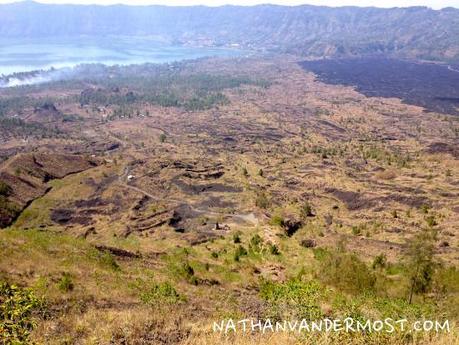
(0, 56), (458, 344)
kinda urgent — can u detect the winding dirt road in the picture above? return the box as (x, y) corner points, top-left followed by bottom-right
(118, 164), (259, 226)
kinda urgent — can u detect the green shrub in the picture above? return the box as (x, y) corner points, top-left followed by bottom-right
(234, 245), (248, 262)
(182, 262), (194, 276)
(420, 204), (431, 214)
(317, 250), (376, 294)
(386, 263), (404, 276)
(406, 229), (437, 303)
(232, 233), (241, 244)
(249, 234), (263, 252)
(178, 262), (196, 285)
(98, 251), (120, 271)
(372, 254), (387, 270)
(188, 275), (198, 286)
(269, 215), (284, 227)
(332, 294), (366, 321)
(159, 133), (167, 143)
(434, 266), (459, 294)
(57, 272), (74, 292)
(172, 261), (198, 285)
(166, 252), (200, 285)
(140, 282), (183, 305)
(425, 215), (437, 227)
(0, 282), (43, 344)
(372, 296), (434, 320)
(312, 247), (329, 261)
(269, 244), (280, 256)
(433, 267), (459, 317)
(300, 202), (314, 218)
(259, 279), (323, 320)
(351, 226), (362, 236)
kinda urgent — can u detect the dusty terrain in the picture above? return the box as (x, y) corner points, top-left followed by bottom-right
(0, 56), (458, 344)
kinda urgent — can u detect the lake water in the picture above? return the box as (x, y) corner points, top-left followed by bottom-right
(0, 37), (244, 76)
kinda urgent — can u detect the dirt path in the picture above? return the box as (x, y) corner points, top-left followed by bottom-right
(118, 164), (259, 226)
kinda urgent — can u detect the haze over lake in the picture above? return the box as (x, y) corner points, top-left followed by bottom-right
(0, 37), (244, 76)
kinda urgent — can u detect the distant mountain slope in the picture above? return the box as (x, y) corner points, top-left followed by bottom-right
(1, 1), (459, 62)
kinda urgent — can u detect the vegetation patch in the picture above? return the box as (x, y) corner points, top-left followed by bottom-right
(0, 282), (45, 344)
(259, 279), (324, 320)
(140, 282), (184, 306)
(316, 248), (376, 294)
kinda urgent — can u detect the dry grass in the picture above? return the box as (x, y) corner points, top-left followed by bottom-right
(1, 57), (458, 344)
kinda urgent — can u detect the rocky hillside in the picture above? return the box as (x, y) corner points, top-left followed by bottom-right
(1, 2), (459, 62)
(0, 153), (97, 228)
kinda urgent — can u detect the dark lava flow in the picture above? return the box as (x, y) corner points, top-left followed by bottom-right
(300, 58), (459, 116)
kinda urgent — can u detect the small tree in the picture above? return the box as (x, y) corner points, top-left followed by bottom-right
(159, 133), (167, 143)
(406, 229), (437, 304)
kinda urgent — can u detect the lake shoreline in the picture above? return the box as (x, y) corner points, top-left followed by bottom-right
(0, 37), (246, 76)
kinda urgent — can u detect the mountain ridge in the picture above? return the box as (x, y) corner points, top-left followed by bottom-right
(1, 1), (459, 62)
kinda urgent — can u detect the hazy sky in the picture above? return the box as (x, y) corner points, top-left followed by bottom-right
(0, 0), (458, 9)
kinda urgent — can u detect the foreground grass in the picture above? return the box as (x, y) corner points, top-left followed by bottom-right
(0, 228), (457, 344)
